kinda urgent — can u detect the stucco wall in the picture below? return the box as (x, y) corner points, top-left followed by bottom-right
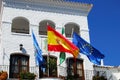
(1, 2), (94, 79)
(0, 0), (3, 65)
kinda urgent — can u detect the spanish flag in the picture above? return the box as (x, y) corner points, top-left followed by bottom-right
(47, 25), (79, 58)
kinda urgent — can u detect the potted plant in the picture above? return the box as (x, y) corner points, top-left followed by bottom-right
(20, 72), (36, 80)
(93, 75), (107, 80)
(0, 71), (8, 80)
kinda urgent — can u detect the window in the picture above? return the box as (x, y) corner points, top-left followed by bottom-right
(12, 17), (29, 34)
(67, 58), (85, 80)
(39, 20), (55, 35)
(39, 55), (57, 78)
(9, 53), (29, 78)
(65, 23), (80, 37)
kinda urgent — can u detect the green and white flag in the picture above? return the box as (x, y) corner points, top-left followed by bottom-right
(59, 52), (66, 65)
(59, 27), (66, 65)
(62, 27), (65, 36)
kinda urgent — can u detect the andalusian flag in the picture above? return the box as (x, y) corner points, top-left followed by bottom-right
(61, 27), (65, 36)
(59, 52), (66, 65)
(59, 27), (66, 65)
(47, 25), (79, 58)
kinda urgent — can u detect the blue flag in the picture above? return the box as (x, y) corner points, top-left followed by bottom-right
(32, 30), (44, 66)
(72, 32), (105, 65)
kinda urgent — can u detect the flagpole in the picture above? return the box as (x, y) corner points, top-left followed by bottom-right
(47, 52), (50, 77)
(59, 27), (66, 66)
(71, 28), (77, 75)
(47, 22), (50, 77)
(32, 29), (37, 77)
(31, 30), (45, 79)
(71, 28), (74, 38)
(34, 31), (38, 79)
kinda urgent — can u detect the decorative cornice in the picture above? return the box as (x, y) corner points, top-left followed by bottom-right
(3, 0), (93, 16)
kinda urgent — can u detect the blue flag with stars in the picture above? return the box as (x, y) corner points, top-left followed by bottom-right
(72, 32), (105, 65)
(32, 30), (44, 66)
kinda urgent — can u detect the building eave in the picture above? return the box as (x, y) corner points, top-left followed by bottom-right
(3, 0), (93, 16)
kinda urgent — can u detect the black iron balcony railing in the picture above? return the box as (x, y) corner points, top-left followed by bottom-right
(0, 65), (107, 80)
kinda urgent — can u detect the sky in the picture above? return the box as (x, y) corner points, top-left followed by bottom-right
(66, 0), (120, 66)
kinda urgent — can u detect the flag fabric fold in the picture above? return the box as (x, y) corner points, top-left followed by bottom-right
(47, 25), (79, 58)
(72, 32), (105, 65)
(32, 30), (44, 66)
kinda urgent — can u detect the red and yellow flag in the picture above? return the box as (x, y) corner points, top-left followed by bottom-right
(47, 25), (79, 58)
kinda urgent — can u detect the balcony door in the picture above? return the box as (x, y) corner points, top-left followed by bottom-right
(9, 53), (29, 78)
(67, 58), (85, 80)
(39, 55), (57, 78)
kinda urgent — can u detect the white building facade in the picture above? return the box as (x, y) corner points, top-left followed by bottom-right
(0, 0), (94, 79)
(94, 65), (120, 80)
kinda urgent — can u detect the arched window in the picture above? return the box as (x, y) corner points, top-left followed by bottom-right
(65, 23), (80, 37)
(66, 58), (85, 80)
(9, 53), (29, 78)
(12, 17), (29, 34)
(39, 55), (57, 78)
(39, 20), (55, 35)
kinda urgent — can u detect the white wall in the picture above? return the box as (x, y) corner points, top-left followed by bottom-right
(0, 0), (3, 65)
(94, 66), (120, 80)
(1, 5), (93, 79)
(2, 6), (93, 67)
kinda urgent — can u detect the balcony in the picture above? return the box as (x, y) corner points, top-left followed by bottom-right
(0, 65), (107, 80)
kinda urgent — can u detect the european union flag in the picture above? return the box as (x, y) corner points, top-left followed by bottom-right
(72, 32), (105, 65)
(32, 30), (44, 66)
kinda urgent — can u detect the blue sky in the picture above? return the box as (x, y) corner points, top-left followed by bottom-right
(66, 0), (120, 66)
(88, 0), (120, 66)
